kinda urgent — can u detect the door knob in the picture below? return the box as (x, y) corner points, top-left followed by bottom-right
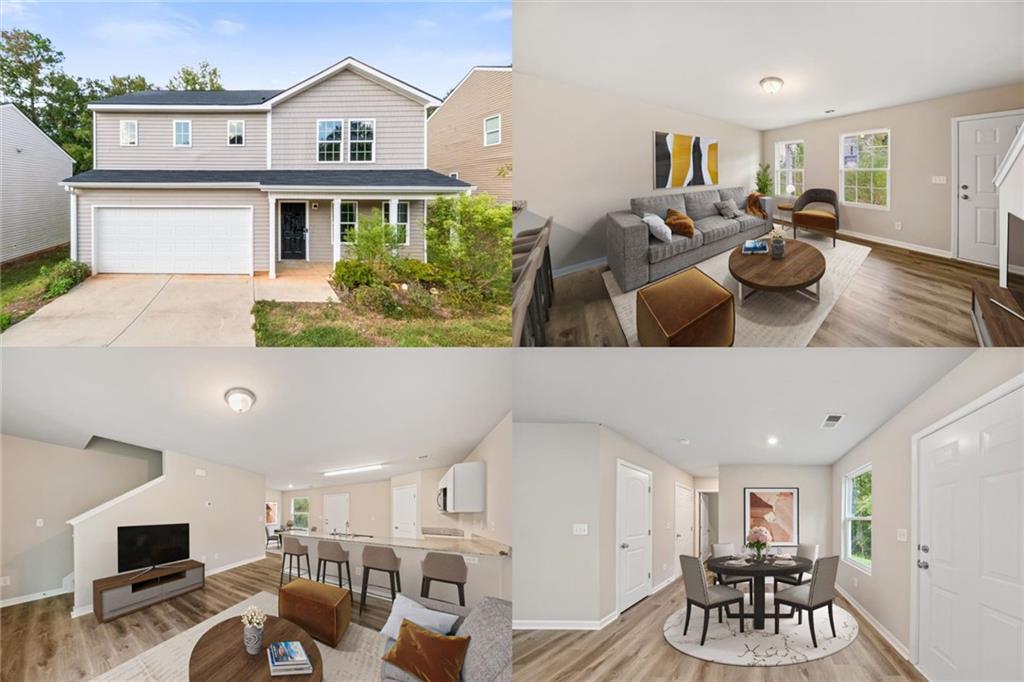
(920, 544), (930, 553)
(620, 543), (630, 549)
(676, 534), (681, 538)
(961, 194), (969, 200)
(917, 560), (929, 569)
(960, 184), (968, 190)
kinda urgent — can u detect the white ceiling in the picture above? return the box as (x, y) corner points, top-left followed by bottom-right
(514, 2), (1024, 130)
(1, 349), (512, 491)
(513, 348), (972, 478)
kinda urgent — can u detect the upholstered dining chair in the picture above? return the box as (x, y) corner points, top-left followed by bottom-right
(792, 189), (839, 246)
(774, 555), (840, 647)
(680, 554), (744, 646)
(773, 543), (819, 594)
(711, 543), (753, 604)
(265, 526), (281, 549)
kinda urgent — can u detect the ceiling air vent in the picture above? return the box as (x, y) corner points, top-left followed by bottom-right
(821, 414), (845, 429)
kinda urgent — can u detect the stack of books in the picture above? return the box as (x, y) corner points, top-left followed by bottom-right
(267, 641), (312, 676)
(741, 239), (769, 255)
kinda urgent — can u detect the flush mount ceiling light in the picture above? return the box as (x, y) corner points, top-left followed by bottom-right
(323, 464), (384, 477)
(760, 76), (784, 95)
(766, 435), (779, 446)
(679, 438), (691, 446)
(224, 387), (255, 413)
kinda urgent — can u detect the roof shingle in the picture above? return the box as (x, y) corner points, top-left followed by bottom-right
(92, 90), (282, 106)
(62, 168), (470, 188)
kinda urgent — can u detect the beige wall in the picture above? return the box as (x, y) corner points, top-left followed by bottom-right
(70, 450), (265, 612)
(718, 464), (832, 555)
(281, 480), (391, 538)
(763, 84), (1024, 254)
(830, 348), (1023, 650)
(0, 435), (158, 602)
(453, 412), (512, 546)
(513, 71), (763, 270)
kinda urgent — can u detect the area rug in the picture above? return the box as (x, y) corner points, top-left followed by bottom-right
(602, 231), (870, 347)
(94, 591), (387, 681)
(662, 592), (858, 666)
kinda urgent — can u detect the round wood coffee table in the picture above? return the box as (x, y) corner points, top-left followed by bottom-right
(728, 239), (825, 305)
(188, 615), (322, 681)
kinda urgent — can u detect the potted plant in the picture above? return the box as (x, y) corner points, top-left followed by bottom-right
(755, 163), (773, 196)
(769, 225), (787, 260)
(241, 605), (267, 655)
(746, 526), (772, 562)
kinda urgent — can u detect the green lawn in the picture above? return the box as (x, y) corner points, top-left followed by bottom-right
(0, 246), (70, 332)
(251, 300), (511, 347)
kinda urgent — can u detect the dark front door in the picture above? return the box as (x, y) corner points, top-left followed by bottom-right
(280, 203), (306, 259)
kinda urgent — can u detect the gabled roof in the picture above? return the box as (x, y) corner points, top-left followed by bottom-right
(1, 102), (76, 164)
(263, 57), (442, 108)
(434, 65), (512, 113)
(60, 168), (471, 191)
(93, 90), (281, 106)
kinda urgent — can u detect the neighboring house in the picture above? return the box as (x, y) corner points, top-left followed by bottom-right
(1, 103), (75, 263)
(60, 58), (471, 278)
(427, 66), (511, 203)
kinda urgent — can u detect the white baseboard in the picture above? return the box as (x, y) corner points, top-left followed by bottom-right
(652, 575), (677, 595)
(834, 584), (910, 659)
(554, 256), (607, 278)
(71, 603), (93, 618)
(206, 554), (266, 577)
(837, 229), (952, 259)
(513, 610), (620, 631)
(0, 585), (73, 609)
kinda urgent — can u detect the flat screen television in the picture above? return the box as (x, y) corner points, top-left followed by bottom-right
(117, 523), (190, 573)
(1006, 212), (1024, 314)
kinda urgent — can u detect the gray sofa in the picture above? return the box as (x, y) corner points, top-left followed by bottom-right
(381, 595), (511, 682)
(606, 187), (774, 291)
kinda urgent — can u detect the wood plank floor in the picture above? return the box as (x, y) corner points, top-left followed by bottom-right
(0, 553), (394, 681)
(512, 579), (924, 681)
(545, 234), (998, 347)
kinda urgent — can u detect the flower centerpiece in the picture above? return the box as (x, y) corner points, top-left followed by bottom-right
(746, 526), (772, 562)
(769, 225), (787, 260)
(241, 605), (267, 655)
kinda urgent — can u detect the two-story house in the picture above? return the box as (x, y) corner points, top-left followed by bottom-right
(60, 58), (471, 278)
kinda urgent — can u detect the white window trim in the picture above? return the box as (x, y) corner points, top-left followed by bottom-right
(119, 119), (138, 147)
(348, 118), (376, 163)
(338, 201), (358, 244)
(226, 119), (245, 146)
(842, 461), (873, 575)
(774, 138), (804, 195)
(290, 496), (311, 529)
(448, 172), (459, 180)
(483, 114), (501, 147)
(316, 118), (344, 164)
(172, 119), (192, 148)
(382, 200), (411, 246)
(839, 127), (891, 211)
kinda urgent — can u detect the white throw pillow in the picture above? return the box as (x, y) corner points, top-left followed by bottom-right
(642, 213), (673, 243)
(380, 594), (460, 640)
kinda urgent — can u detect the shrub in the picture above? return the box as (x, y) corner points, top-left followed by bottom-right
(333, 260), (378, 290)
(0, 312), (11, 332)
(347, 209), (402, 271)
(354, 285), (405, 319)
(425, 194), (512, 303)
(39, 259), (90, 298)
(389, 258), (442, 286)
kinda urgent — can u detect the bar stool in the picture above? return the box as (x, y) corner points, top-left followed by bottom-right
(360, 546), (401, 614)
(279, 536), (311, 587)
(421, 552), (468, 606)
(316, 541), (352, 592)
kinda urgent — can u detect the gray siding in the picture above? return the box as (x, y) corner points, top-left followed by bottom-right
(1, 105), (74, 262)
(339, 200), (425, 261)
(278, 199), (427, 263)
(94, 112), (267, 170)
(271, 70), (425, 170)
(75, 188), (270, 271)
(308, 201), (333, 262)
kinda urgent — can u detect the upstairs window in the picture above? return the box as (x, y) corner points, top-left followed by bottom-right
(173, 120), (192, 147)
(382, 201), (410, 245)
(291, 496), (310, 529)
(349, 119), (375, 162)
(841, 129), (890, 209)
(119, 120), (138, 146)
(227, 120), (245, 146)
(484, 115), (501, 146)
(317, 119), (343, 162)
(449, 172), (459, 179)
(842, 463), (872, 573)
(338, 201), (357, 243)
(774, 139), (804, 196)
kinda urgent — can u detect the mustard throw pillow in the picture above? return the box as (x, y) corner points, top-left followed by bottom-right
(382, 618), (471, 682)
(665, 208), (695, 237)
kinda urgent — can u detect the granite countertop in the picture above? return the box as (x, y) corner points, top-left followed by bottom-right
(279, 530), (510, 558)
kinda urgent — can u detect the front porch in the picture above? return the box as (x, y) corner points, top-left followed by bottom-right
(254, 260), (338, 302)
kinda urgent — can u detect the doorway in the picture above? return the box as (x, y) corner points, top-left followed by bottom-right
(280, 202), (308, 260)
(323, 493), (350, 535)
(698, 492), (718, 561)
(616, 459), (652, 612)
(391, 484), (418, 538)
(674, 483), (694, 575)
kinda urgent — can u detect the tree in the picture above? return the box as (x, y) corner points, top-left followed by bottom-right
(0, 29), (64, 124)
(105, 74), (155, 97)
(168, 60), (223, 90)
(425, 194), (512, 303)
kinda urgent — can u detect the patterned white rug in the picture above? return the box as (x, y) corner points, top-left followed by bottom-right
(603, 231), (870, 347)
(663, 592), (858, 666)
(95, 591), (387, 681)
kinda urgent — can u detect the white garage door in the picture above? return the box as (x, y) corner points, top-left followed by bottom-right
(93, 206), (252, 274)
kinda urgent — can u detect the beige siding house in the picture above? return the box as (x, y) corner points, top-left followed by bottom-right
(427, 67), (511, 203)
(1, 103), (75, 263)
(63, 58), (470, 277)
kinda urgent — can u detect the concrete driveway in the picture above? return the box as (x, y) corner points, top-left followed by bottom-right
(1, 274), (255, 346)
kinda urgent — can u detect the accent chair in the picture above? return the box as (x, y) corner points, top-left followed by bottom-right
(792, 189), (839, 246)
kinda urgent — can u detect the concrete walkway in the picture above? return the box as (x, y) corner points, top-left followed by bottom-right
(254, 262), (339, 303)
(1, 274), (255, 347)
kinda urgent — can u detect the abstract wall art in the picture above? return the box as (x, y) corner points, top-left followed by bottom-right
(654, 131), (719, 189)
(743, 487), (799, 546)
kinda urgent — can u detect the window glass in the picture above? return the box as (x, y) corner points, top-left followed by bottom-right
(841, 131), (890, 208)
(318, 120), (343, 162)
(484, 115), (501, 146)
(349, 120), (374, 162)
(228, 120), (245, 146)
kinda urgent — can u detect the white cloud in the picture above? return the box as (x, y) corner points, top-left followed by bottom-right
(480, 6), (512, 22)
(90, 19), (189, 44)
(212, 19), (245, 36)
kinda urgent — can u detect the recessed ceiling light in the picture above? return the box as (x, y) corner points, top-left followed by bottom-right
(679, 438), (691, 446)
(224, 387), (255, 413)
(287, 483), (293, 489)
(323, 464), (384, 477)
(760, 76), (784, 94)
(767, 435), (779, 446)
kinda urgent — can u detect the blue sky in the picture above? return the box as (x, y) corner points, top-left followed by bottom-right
(2, 1), (511, 98)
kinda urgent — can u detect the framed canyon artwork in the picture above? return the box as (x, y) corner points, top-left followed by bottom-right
(743, 487), (799, 546)
(654, 131), (719, 189)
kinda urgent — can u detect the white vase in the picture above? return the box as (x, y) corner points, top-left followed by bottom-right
(244, 624), (264, 655)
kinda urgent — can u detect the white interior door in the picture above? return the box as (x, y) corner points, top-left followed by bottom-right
(674, 484), (694, 573)
(617, 460), (652, 612)
(322, 493), (350, 535)
(699, 494), (712, 560)
(957, 113), (1024, 265)
(918, 384), (1023, 681)
(391, 485), (417, 538)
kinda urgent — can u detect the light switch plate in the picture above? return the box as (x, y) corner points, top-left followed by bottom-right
(36, 518), (44, 527)
(0, 577), (10, 587)
(931, 176), (947, 184)
(465, 556), (479, 564)
(895, 221), (903, 230)
(853, 576), (859, 588)
(194, 468), (207, 477)
(897, 528), (908, 542)
(572, 523), (589, 536)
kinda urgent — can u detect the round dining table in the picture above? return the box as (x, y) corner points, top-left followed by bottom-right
(706, 555), (813, 630)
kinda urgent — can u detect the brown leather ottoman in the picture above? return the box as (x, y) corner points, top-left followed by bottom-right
(636, 268), (734, 346)
(279, 578), (351, 646)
